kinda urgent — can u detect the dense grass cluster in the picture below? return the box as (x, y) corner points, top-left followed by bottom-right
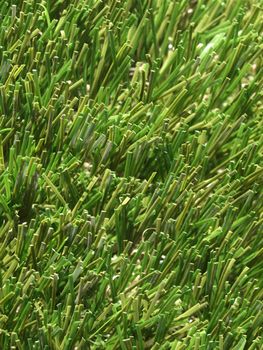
(0, 0), (262, 349)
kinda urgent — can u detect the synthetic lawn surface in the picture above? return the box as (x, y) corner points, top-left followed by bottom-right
(0, 0), (262, 349)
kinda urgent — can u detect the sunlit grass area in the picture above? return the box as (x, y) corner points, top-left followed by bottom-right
(0, 1), (262, 349)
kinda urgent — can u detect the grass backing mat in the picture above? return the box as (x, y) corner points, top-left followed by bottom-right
(0, 1), (262, 349)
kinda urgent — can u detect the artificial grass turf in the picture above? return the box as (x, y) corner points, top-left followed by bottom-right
(0, 0), (262, 349)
